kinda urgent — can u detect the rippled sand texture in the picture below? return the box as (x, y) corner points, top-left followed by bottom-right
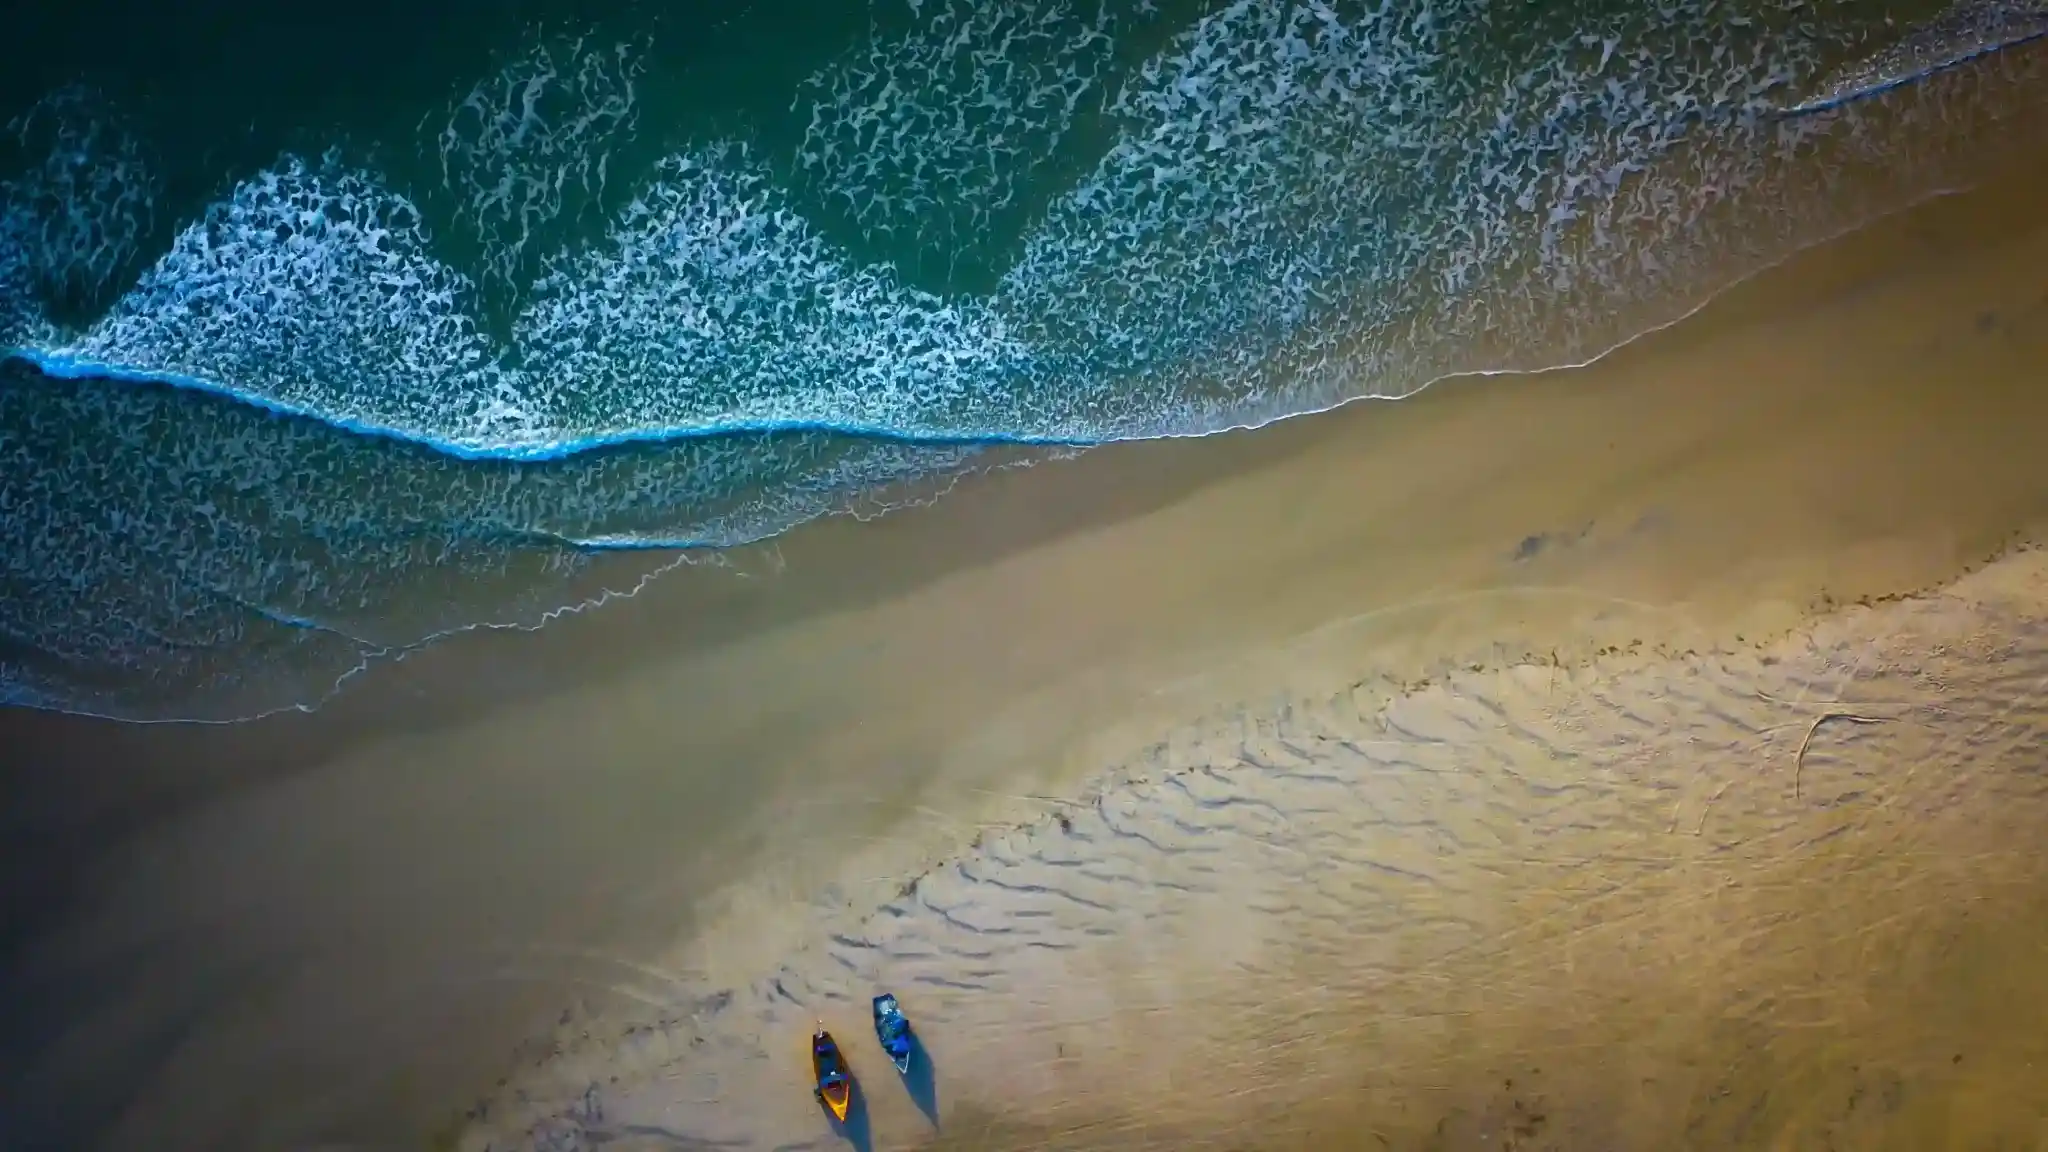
(466, 549), (2048, 1151)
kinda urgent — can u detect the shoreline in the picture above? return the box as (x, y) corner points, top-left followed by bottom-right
(4, 111), (2046, 728)
(11, 35), (2048, 728)
(5, 147), (2048, 1151)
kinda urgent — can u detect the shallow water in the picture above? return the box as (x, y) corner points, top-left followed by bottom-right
(5, 0), (2048, 717)
(464, 550), (2048, 1151)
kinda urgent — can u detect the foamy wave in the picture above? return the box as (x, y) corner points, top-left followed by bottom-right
(518, 144), (1039, 441)
(793, 0), (1123, 285)
(1787, 0), (2048, 114)
(995, 0), (1818, 428)
(0, 361), (1011, 719)
(0, 0), (1949, 456)
(0, 86), (157, 345)
(2, 0), (2045, 718)
(429, 35), (645, 295)
(55, 153), (530, 446)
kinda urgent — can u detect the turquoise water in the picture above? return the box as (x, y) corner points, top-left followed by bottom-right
(2, 0), (2045, 719)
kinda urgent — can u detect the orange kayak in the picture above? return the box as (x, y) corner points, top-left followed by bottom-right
(812, 1025), (853, 1122)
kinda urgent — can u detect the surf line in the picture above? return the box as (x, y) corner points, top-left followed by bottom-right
(3, 348), (1106, 461)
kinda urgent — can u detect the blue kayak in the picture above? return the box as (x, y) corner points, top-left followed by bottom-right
(871, 993), (913, 1074)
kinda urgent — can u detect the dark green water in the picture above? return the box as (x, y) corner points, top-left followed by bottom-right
(2, 0), (2045, 719)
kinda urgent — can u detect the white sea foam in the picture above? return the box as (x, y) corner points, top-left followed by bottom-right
(2, 0), (2043, 717)
(0, 86), (156, 345)
(793, 0), (1119, 272)
(517, 144), (1037, 438)
(59, 153), (534, 446)
(429, 35), (645, 293)
(1790, 0), (2048, 113)
(3, 0), (1924, 452)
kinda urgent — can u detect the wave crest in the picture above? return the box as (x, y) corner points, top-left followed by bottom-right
(3, 0), (2047, 718)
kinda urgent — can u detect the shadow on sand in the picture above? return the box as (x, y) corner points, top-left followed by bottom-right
(823, 1076), (874, 1152)
(900, 1032), (940, 1129)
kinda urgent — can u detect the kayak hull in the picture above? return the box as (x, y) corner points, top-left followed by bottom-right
(811, 1028), (853, 1122)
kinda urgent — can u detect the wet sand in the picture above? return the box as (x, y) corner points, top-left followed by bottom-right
(4, 151), (2048, 1150)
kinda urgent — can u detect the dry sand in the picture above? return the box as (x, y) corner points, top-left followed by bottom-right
(3, 152), (2048, 1152)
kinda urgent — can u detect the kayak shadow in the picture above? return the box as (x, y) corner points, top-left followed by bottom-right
(901, 1033), (940, 1129)
(823, 1078), (874, 1152)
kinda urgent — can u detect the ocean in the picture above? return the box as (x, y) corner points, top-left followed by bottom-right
(3, 0), (2046, 721)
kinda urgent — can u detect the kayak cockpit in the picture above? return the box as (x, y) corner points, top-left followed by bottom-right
(871, 993), (914, 1073)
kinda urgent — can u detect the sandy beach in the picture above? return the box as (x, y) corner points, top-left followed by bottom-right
(5, 148), (2048, 1151)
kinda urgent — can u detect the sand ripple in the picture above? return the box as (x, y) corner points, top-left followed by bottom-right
(462, 550), (2048, 1151)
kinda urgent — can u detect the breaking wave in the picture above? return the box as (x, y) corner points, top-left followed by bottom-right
(3, 0), (2046, 719)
